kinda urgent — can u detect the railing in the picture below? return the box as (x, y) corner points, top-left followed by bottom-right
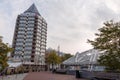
(0, 67), (8, 80)
(93, 71), (120, 80)
(0, 67), (8, 75)
(80, 70), (120, 80)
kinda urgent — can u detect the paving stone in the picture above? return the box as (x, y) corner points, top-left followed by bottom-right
(24, 71), (87, 80)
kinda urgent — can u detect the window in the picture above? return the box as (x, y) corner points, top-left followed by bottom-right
(28, 24), (34, 27)
(20, 17), (27, 20)
(19, 20), (26, 23)
(28, 17), (35, 20)
(26, 35), (33, 38)
(25, 42), (32, 46)
(26, 39), (33, 42)
(16, 39), (24, 41)
(18, 31), (25, 34)
(16, 42), (24, 45)
(18, 27), (25, 30)
(24, 51), (31, 54)
(28, 21), (34, 23)
(25, 47), (32, 50)
(27, 28), (34, 31)
(17, 35), (24, 38)
(19, 24), (26, 26)
(15, 46), (23, 50)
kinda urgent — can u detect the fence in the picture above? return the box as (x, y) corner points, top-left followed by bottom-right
(80, 70), (120, 80)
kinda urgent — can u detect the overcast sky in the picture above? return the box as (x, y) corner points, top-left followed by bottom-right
(0, 0), (120, 54)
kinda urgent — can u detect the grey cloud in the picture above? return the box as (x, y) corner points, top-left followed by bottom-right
(1, 0), (120, 54)
(95, 3), (118, 20)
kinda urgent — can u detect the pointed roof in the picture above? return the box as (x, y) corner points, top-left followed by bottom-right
(24, 3), (40, 15)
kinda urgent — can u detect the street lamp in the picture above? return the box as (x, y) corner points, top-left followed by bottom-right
(21, 53), (24, 74)
(21, 53), (24, 63)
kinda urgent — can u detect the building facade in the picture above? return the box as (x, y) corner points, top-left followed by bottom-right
(12, 4), (47, 67)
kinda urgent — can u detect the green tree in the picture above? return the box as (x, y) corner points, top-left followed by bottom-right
(46, 50), (61, 69)
(61, 53), (73, 62)
(88, 20), (120, 71)
(0, 36), (12, 71)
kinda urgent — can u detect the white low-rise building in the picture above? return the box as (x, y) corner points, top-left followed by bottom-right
(63, 49), (105, 71)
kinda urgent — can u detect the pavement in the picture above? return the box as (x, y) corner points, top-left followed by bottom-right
(0, 73), (27, 80)
(24, 71), (87, 80)
(0, 71), (87, 80)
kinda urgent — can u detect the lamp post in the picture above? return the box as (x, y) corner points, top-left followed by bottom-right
(21, 53), (24, 74)
(34, 55), (38, 72)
